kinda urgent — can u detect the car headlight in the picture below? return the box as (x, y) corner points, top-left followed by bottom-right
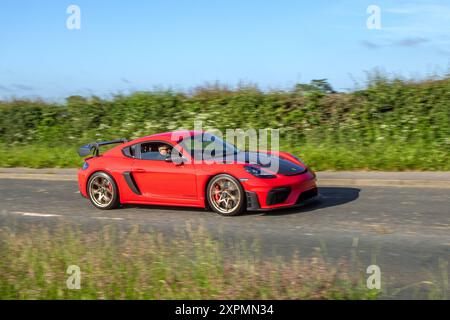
(244, 165), (276, 179)
(82, 162), (89, 170)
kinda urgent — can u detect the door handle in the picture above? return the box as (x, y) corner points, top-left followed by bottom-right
(133, 168), (146, 173)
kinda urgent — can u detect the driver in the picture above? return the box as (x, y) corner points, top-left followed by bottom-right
(158, 145), (171, 158)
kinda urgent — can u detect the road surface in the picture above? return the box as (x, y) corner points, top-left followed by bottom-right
(0, 171), (448, 299)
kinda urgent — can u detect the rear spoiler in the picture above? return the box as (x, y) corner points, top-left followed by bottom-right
(78, 138), (128, 157)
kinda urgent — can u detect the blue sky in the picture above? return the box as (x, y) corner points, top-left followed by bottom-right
(0, 0), (449, 100)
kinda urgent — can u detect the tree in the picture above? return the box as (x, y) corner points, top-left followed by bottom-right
(295, 79), (336, 94)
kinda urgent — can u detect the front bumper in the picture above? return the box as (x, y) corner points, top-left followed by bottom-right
(246, 191), (320, 211)
(242, 169), (318, 211)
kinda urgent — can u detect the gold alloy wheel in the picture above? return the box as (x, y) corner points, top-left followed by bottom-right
(89, 175), (115, 208)
(208, 176), (242, 214)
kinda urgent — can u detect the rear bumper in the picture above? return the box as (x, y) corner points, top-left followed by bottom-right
(243, 169), (318, 211)
(78, 169), (88, 198)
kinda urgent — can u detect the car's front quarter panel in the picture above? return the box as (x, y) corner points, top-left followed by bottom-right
(194, 162), (317, 211)
(193, 162), (241, 205)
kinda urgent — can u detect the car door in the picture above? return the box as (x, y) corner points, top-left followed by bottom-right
(131, 141), (198, 204)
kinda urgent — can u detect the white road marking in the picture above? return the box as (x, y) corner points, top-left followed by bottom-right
(93, 217), (124, 221)
(12, 211), (62, 217)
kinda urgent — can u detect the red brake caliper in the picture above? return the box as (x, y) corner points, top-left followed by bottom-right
(214, 185), (220, 202)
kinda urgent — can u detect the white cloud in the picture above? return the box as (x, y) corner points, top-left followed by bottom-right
(386, 3), (450, 16)
(385, 2), (450, 34)
(360, 2), (450, 56)
(383, 1), (450, 54)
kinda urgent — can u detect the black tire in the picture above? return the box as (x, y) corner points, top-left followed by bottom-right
(206, 174), (245, 216)
(87, 171), (120, 210)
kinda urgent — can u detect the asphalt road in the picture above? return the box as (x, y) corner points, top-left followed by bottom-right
(0, 177), (449, 299)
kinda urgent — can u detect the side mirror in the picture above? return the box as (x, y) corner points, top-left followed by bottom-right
(168, 156), (187, 166)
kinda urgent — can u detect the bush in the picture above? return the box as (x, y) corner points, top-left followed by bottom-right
(0, 75), (449, 170)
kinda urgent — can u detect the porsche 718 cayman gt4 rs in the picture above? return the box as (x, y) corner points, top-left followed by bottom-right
(77, 131), (318, 216)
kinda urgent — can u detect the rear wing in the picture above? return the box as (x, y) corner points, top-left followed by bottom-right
(78, 138), (128, 157)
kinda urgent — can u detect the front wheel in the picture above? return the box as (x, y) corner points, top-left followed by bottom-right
(206, 174), (245, 216)
(87, 172), (120, 210)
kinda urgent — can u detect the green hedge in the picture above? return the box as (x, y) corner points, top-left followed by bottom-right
(0, 76), (449, 169)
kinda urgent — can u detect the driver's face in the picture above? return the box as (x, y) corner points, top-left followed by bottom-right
(159, 148), (169, 155)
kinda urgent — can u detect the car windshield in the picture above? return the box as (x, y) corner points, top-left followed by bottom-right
(180, 133), (240, 160)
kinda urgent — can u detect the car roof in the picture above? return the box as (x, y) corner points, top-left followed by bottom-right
(103, 130), (205, 158)
(130, 130), (204, 144)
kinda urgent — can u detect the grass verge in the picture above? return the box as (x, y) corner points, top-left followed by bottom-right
(0, 224), (378, 300)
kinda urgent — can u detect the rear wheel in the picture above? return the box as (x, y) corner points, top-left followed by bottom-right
(87, 172), (120, 210)
(207, 174), (245, 216)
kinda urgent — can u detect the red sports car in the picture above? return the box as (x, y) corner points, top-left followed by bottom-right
(77, 131), (318, 216)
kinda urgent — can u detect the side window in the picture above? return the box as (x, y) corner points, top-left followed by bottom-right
(140, 142), (173, 160)
(122, 145), (136, 158)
